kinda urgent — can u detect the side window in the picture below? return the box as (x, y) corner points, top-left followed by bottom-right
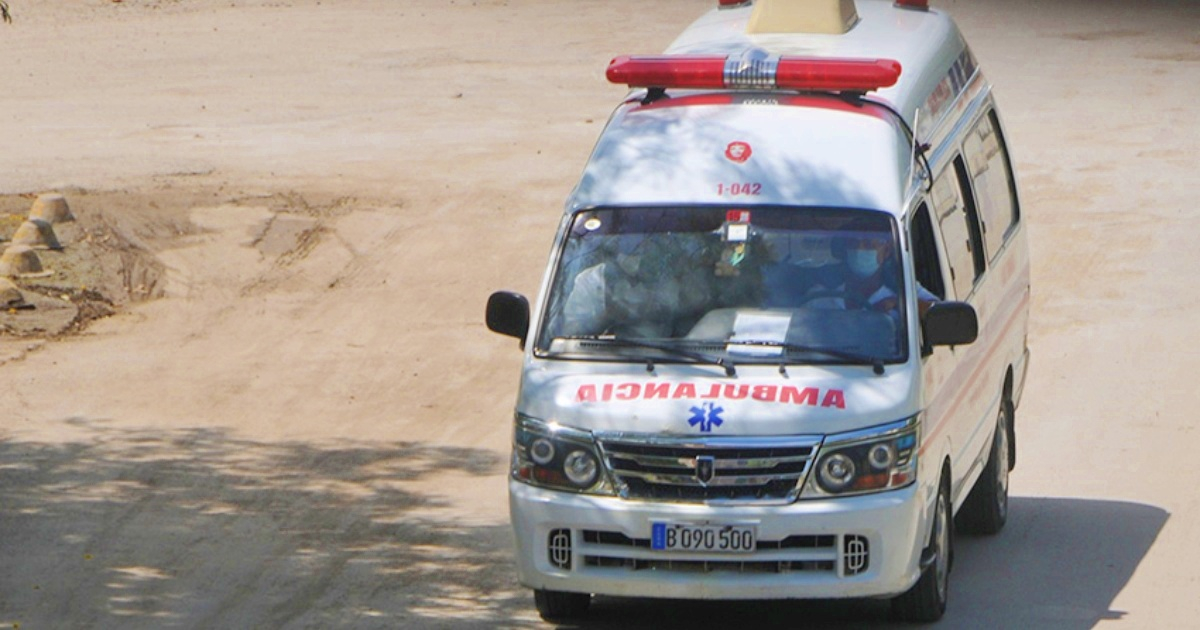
(931, 159), (986, 300)
(954, 156), (987, 281)
(909, 203), (946, 300)
(962, 109), (1020, 261)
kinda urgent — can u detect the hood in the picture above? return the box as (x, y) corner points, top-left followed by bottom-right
(516, 360), (917, 438)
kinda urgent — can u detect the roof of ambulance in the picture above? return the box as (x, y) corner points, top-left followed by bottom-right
(567, 0), (971, 216)
(665, 0), (964, 115)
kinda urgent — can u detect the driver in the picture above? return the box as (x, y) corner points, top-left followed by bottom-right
(807, 233), (938, 315)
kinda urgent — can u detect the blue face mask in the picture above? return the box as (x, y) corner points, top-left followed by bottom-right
(847, 249), (881, 278)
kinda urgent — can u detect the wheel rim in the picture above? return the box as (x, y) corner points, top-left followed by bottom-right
(934, 490), (950, 602)
(996, 407), (1010, 518)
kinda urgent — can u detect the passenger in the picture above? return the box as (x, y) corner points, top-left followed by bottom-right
(808, 234), (939, 316)
(559, 236), (696, 338)
(559, 233), (762, 338)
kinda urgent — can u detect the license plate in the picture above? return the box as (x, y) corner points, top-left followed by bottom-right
(651, 522), (757, 553)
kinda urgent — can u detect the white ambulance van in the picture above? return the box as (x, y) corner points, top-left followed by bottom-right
(486, 0), (1030, 622)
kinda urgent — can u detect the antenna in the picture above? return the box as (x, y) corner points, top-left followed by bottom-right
(909, 108), (920, 185)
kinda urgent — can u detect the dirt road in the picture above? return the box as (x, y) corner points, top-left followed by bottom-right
(2, 0), (1198, 627)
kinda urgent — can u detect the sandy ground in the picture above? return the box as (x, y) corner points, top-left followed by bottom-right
(1, 0), (1198, 627)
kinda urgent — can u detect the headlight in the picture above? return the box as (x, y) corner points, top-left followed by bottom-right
(802, 417), (918, 498)
(563, 450), (599, 487)
(512, 415), (613, 495)
(816, 452), (857, 493)
(530, 438), (556, 465)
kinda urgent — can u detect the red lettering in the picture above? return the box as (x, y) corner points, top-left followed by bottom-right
(780, 386), (819, 406)
(673, 383), (697, 399)
(615, 383), (640, 400)
(614, 384), (643, 398)
(580, 382), (841, 406)
(751, 385), (777, 402)
(821, 389), (846, 409)
(644, 382), (670, 399)
(724, 384), (749, 400)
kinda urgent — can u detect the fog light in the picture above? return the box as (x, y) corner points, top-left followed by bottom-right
(563, 450), (599, 487)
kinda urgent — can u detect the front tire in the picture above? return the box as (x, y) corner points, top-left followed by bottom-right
(958, 398), (1012, 535)
(892, 474), (951, 622)
(533, 589), (590, 621)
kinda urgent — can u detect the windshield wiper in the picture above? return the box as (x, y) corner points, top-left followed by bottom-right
(557, 335), (736, 377)
(728, 340), (886, 375)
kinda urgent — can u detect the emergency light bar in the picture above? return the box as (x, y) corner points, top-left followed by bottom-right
(607, 54), (902, 93)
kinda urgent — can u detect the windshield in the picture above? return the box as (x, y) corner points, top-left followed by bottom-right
(536, 206), (908, 365)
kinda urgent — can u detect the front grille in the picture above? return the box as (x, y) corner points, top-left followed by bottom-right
(584, 556), (836, 573)
(582, 530), (834, 550)
(597, 436), (821, 504)
(580, 529), (839, 575)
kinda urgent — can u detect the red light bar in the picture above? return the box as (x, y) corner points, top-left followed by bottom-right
(718, 0), (751, 7)
(776, 58), (902, 91)
(895, 0), (929, 8)
(606, 54), (902, 93)
(606, 55), (729, 90)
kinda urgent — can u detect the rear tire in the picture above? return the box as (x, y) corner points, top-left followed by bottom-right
(533, 589), (590, 621)
(958, 398), (1011, 535)
(892, 473), (951, 623)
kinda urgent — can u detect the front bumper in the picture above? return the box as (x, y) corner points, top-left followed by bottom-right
(510, 479), (931, 600)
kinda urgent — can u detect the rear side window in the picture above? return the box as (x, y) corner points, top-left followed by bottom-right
(931, 161), (986, 300)
(962, 110), (1020, 261)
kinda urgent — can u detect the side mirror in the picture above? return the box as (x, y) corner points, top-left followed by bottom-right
(486, 291), (530, 348)
(923, 301), (978, 348)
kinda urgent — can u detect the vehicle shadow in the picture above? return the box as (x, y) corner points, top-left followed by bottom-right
(0, 416), (535, 629)
(554, 497), (1167, 629)
(0, 420), (1167, 629)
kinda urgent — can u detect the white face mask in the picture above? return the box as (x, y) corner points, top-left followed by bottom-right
(847, 248), (881, 278)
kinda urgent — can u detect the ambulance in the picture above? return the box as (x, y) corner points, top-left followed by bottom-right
(486, 0), (1030, 621)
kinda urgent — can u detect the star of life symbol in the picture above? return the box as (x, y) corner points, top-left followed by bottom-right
(688, 402), (724, 433)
